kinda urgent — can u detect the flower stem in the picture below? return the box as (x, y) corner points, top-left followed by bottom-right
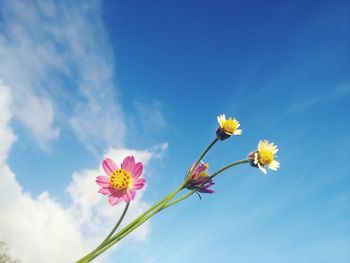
(88, 190), (195, 262)
(101, 202), (130, 247)
(160, 190), (196, 210)
(76, 202), (130, 263)
(210, 159), (249, 180)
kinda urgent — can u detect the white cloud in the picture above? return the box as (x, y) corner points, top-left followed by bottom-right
(0, 166), (85, 263)
(0, 82), (168, 262)
(15, 93), (59, 150)
(0, 1), (170, 262)
(0, 0), (125, 151)
(0, 82), (16, 163)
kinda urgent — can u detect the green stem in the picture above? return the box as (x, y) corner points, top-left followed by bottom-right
(105, 190), (179, 240)
(124, 194), (171, 225)
(161, 190), (196, 210)
(210, 159), (249, 180)
(99, 203), (130, 247)
(80, 188), (182, 262)
(98, 188), (183, 251)
(88, 190), (194, 262)
(76, 193), (172, 263)
(76, 202), (130, 263)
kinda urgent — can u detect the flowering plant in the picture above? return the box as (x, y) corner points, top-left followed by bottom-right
(76, 114), (280, 262)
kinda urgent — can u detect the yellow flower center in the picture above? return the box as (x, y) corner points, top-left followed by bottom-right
(110, 169), (133, 190)
(259, 149), (274, 165)
(221, 119), (238, 134)
(198, 171), (209, 178)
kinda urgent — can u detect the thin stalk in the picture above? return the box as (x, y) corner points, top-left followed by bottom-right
(100, 202), (130, 247)
(77, 190), (177, 262)
(160, 190), (196, 210)
(88, 190), (191, 261)
(210, 159), (249, 180)
(76, 202), (130, 263)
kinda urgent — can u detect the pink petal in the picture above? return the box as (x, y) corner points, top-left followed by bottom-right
(123, 189), (136, 203)
(96, 176), (110, 187)
(132, 178), (146, 190)
(131, 162), (143, 179)
(98, 187), (116, 195)
(108, 195), (122, 206)
(102, 158), (118, 176)
(121, 156), (135, 173)
(205, 182), (215, 188)
(189, 163), (204, 178)
(195, 163), (206, 174)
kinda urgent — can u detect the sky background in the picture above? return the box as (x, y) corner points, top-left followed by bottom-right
(0, 0), (349, 262)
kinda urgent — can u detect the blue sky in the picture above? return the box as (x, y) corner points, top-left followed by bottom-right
(0, 0), (349, 262)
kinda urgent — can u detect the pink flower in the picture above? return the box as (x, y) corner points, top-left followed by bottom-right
(185, 162), (215, 194)
(96, 156), (146, 206)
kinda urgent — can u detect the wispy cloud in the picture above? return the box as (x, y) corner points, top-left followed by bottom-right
(0, 0), (125, 151)
(134, 99), (167, 133)
(0, 83), (16, 163)
(331, 81), (350, 97)
(287, 81), (350, 114)
(0, 83), (168, 262)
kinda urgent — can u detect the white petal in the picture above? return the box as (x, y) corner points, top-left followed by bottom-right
(217, 114), (225, 127)
(254, 153), (259, 164)
(269, 165), (277, 171)
(217, 116), (221, 126)
(234, 129), (242, 135)
(258, 163), (267, 174)
(268, 160), (279, 170)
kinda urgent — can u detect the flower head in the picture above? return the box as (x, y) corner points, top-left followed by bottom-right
(185, 162), (215, 194)
(216, 114), (242, 140)
(248, 140), (280, 174)
(96, 156), (146, 206)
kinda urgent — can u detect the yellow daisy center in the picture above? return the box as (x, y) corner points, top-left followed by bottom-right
(110, 169), (133, 190)
(259, 149), (274, 165)
(221, 119), (238, 134)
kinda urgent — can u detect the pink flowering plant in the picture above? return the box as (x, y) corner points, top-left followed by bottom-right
(76, 114), (280, 262)
(96, 156), (146, 205)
